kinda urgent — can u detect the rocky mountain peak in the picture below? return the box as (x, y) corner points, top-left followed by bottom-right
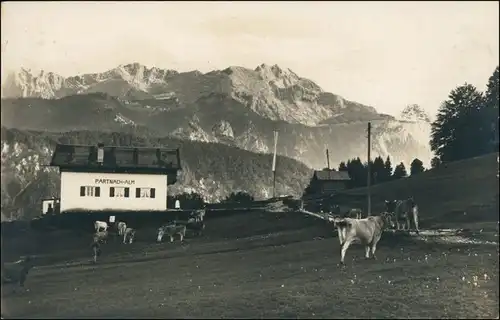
(400, 104), (431, 123)
(2, 62), (417, 127)
(255, 63), (298, 82)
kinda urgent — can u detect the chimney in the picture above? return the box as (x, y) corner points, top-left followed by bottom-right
(97, 143), (104, 165)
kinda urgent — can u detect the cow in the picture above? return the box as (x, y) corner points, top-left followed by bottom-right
(94, 220), (108, 232)
(93, 230), (109, 244)
(335, 213), (395, 265)
(117, 221), (127, 236)
(175, 218), (206, 237)
(190, 209), (206, 222)
(157, 224), (187, 243)
(122, 227), (136, 244)
(385, 197), (420, 234)
(1, 256), (35, 288)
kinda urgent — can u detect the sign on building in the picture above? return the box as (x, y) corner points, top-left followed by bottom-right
(175, 200), (181, 209)
(109, 215), (116, 223)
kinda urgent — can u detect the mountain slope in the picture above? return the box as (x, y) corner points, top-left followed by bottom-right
(1, 63), (434, 168)
(1, 92), (433, 169)
(0, 127), (313, 221)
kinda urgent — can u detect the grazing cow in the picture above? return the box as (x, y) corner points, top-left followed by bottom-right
(385, 197), (420, 233)
(93, 230), (109, 244)
(117, 221), (127, 236)
(157, 224), (187, 243)
(335, 213), (395, 265)
(344, 208), (363, 219)
(1, 256), (35, 288)
(94, 220), (108, 232)
(122, 227), (136, 244)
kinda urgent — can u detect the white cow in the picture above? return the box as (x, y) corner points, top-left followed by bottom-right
(123, 227), (136, 244)
(117, 221), (127, 236)
(94, 220), (108, 232)
(335, 213), (395, 265)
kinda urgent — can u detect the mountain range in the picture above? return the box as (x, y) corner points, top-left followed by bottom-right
(1, 63), (433, 171)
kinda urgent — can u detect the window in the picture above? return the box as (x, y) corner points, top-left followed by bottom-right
(110, 187), (130, 198)
(136, 187), (156, 198)
(80, 186), (100, 197)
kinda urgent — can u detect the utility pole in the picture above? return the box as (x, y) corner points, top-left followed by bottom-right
(326, 149), (330, 170)
(272, 130), (279, 198)
(367, 122), (372, 216)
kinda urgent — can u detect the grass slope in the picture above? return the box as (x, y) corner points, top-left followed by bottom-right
(335, 152), (499, 229)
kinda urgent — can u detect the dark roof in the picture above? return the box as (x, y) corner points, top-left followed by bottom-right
(50, 144), (181, 173)
(313, 170), (350, 181)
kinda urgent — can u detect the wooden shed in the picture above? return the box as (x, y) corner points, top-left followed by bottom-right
(307, 170), (350, 195)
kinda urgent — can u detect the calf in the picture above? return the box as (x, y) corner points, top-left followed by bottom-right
(94, 220), (108, 232)
(335, 213), (395, 265)
(385, 197), (420, 234)
(117, 221), (127, 236)
(1, 256), (35, 288)
(122, 227), (136, 244)
(157, 224), (187, 243)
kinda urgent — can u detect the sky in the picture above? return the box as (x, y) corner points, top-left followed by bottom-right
(1, 1), (498, 117)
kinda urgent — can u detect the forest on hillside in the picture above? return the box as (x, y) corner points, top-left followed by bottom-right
(1, 127), (312, 220)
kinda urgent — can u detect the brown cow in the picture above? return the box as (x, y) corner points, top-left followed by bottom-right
(335, 213), (395, 265)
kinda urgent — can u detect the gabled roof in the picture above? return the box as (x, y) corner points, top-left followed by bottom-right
(49, 143), (181, 173)
(313, 170), (350, 181)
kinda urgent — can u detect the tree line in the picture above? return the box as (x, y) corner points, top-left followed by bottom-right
(302, 156), (424, 196)
(334, 156), (424, 189)
(430, 66), (498, 165)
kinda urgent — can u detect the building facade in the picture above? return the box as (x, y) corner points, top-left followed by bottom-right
(301, 169), (351, 213)
(50, 143), (181, 214)
(308, 170), (351, 195)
